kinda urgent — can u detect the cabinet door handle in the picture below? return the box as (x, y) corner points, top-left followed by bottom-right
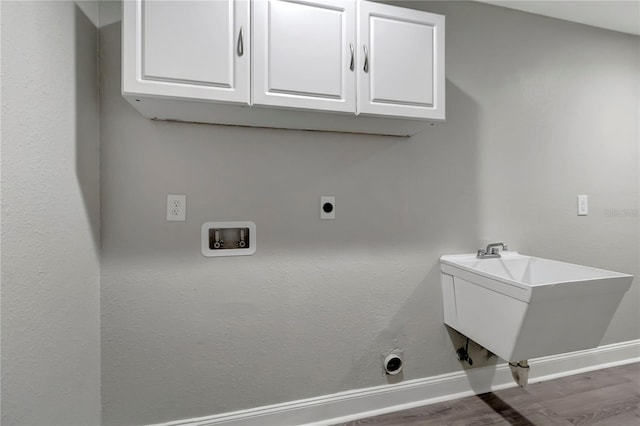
(349, 43), (355, 71)
(363, 45), (369, 73)
(237, 27), (244, 57)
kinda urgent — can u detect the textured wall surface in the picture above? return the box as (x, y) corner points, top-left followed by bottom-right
(1, 1), (101, 424)
(100, 1), (639, 425)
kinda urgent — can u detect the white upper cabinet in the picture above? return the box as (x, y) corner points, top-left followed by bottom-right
(122, 0), (445, 135)
(122, 0), (250, 104)
(252, 0), (356, 113)
(357, 0), (445, 120)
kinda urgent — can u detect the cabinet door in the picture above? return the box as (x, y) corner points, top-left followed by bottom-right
(252, 0), (356, 113)
(122, 0), (250, 104)
(358, 1), (445, 120)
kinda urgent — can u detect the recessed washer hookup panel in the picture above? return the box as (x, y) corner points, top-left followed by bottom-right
(201, 221), (256, 257)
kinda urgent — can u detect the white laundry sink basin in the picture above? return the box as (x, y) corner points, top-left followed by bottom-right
(440, 251), (633, 362)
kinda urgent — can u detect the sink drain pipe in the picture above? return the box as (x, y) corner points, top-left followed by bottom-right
(509, 360), (530, 387)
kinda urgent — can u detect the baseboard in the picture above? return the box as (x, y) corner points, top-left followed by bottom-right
(151, 339), (640, 426)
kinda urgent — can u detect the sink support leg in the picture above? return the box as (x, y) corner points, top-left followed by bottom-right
(509, 360), (530, 387)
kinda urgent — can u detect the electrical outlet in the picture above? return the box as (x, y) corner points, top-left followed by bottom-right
(320, 196), (335, 219)
(167, 194), (186, 221)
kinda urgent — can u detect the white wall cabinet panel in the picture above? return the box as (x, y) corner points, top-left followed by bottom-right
(252, 0), (356, 112)
(123, 0), (250, 104)
(122, 0), (445, 135)
(358, 1), (445, 120)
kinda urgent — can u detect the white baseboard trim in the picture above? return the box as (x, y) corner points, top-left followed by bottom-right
(151, 339), (640, 426)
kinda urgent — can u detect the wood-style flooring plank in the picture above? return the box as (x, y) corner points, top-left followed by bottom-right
(335, 362), (640, 426)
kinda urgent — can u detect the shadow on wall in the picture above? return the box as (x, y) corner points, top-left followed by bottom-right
(337, 80), (497, 390)
(74, 4), (100, 251)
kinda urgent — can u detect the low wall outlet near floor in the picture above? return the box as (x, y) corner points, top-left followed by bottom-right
(381, 349), (405, 376)
(201, 221), (256, 257)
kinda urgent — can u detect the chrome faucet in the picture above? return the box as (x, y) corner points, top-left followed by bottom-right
(477, 242), (508, 259)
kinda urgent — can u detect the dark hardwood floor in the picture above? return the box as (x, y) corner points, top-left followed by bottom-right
(336, 362), (640, 426)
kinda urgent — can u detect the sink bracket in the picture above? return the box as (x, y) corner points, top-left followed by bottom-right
(456, 337), (473, 366)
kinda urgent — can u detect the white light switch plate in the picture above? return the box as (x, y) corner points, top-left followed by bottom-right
(577, 195), (588, 216)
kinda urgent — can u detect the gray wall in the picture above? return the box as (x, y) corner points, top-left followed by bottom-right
(1, 1), (101, 425)
(100, 1), (639, 425)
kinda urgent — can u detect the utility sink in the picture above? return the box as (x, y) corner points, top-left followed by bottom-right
(440, 251), (633, 362)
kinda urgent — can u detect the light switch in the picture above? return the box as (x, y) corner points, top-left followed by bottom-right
(577, 195), (588, 216)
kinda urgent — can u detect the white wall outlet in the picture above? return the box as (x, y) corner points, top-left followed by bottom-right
(167, 194), (186, 221)
(320, 196), (335, 219)
(577, 194), (588, 216)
